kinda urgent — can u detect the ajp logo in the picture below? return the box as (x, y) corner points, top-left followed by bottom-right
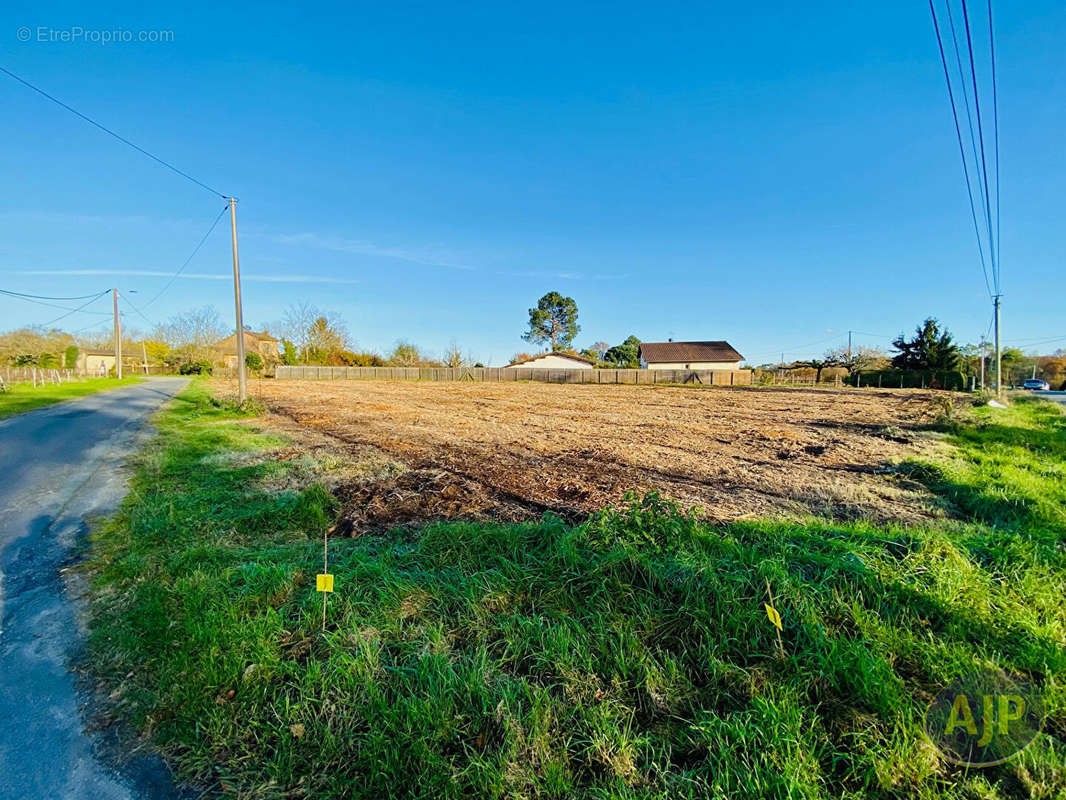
(925, 669), (1044, 767)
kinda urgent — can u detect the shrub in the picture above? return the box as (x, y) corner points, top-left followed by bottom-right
(849, 369), (966, 390)
(245, 352), (264, 372)
(178, 360), (213, 375)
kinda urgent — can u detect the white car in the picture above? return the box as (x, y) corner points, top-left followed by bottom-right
(1022, 378), (1050, 391)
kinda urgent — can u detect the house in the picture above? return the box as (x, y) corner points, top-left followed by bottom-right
(509, 352), (595, 370)
(639, 341), (744, 370)
(77, 350), (141, 376)
(217, 330), (280, 369)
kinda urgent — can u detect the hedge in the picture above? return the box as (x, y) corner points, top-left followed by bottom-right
(848, 370), (966, 390)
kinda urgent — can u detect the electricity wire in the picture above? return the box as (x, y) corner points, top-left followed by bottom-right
(143, 205), (229, 307)
(120, 292), (157, 330)
(959, 0), (999, 292)
(38, 289), (111, 328)
(929, 0), (993, 299)
(0, 288), (111, 315)
(0, 288), (107, 301)
(0, 65), (228, 200)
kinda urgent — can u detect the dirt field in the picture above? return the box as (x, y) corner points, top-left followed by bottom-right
(217, 379), (953, 531)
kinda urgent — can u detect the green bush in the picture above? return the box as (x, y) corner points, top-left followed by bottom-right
(245, 352), (264, 372)
(178, 360), (213, 375)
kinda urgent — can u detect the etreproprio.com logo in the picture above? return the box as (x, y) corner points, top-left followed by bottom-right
(925, 669), (1045, 767)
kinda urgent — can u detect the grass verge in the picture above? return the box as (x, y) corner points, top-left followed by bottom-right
(0, 376), (142, 419)
(86, 386), (1065, 799)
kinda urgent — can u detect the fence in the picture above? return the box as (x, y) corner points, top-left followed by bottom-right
(275, 365), (753, 386)
(1, 367), (78, 386)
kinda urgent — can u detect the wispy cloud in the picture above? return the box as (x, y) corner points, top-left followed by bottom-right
(14, 269), (359, 285)
(270, 230), (623, 281)
(270, 232), (477, 271)
(498, 269), (627, 281)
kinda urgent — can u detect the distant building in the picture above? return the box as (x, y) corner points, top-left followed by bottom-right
(77, 350), (141, 376)
(509, 352), (595, 370)
(639, 341), (744, 370)
(217, 330), (280, 369)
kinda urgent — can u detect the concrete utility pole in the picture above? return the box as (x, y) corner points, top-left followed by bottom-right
(979, 337), (986, 390)
(228, 197), (247, 403)
(847, 331), (852, 361)
(141, 340), (149, 375)
(112, 288), (122, 379)
(993, 295), (1002, 396)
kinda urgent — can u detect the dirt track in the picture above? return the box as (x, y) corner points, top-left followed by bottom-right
(221, 379), (950, 529)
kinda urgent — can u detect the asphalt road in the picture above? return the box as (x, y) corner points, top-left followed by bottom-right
(0, 378), (189, 800)
(1033, 390), (1066, 405)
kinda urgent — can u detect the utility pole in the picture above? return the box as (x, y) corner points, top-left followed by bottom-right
(112, 288), (122, 379)
(993, 295), (1002, 396)
(847, 331), (852, 361)
(142, 340), (149, 375)
(979, 337), (986, 390)
(228, 197), (247, 403)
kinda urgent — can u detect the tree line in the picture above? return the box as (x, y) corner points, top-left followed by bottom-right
(2, 292), (1063, 387)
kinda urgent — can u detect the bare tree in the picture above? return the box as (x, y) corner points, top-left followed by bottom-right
(276, 302), (350, 363)
(388, 340), (425, 367)
(825, 345), (888, 376)
(161, 306), (227, 360)
(442, 340), (475, 368)
(276, 302), (319, 357)
(306, 315), (350, 364)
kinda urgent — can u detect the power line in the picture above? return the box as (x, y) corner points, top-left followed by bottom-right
(0, 288), (111, 315)
(120, 292), (157, 330)
(69, 317), (113, 336)
(1004, 335), (1066, 349)
(0, 288), (108, 301)
(959, 0), (999, 293)
(38, 289), (111, 328)
(0, 65), (227, 200)
(143, 205), (229, 307)
(743, 333), (846, 363)
(929, 0), (993, 299)
(944, 1), (989, 222)
(987, 0), (1001, 283)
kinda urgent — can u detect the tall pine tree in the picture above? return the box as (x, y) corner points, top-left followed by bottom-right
(891, 318), (960, 370)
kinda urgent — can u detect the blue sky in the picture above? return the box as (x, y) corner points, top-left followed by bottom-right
(2, 1), (1064, 364)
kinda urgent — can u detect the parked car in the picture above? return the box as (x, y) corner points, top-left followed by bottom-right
(1022, 378), (1050, 391)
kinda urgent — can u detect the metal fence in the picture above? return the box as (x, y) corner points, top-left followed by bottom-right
(274, 365), (753, 386)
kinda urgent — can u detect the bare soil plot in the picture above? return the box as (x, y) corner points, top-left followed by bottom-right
(218, 379), (953, 530)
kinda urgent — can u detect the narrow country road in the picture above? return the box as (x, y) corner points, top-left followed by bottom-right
(1034, 390), (1066, 406)
(0, 378), (190, 800)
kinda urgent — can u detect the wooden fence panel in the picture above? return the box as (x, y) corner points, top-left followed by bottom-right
(273, 365), (754, 386)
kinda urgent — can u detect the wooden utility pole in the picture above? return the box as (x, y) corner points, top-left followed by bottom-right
(993, 295), (1002, 396)
(228, 197), (247, 402)
(112, 288), (122, 379)
(142, 340), (149, 375)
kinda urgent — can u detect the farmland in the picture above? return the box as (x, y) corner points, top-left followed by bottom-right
(84, 382), (1066, 799)
(225, 379), (951, 528)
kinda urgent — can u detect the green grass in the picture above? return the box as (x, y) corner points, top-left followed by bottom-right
(0, 376), (142, 418)
(86, 387), (1066, 799)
